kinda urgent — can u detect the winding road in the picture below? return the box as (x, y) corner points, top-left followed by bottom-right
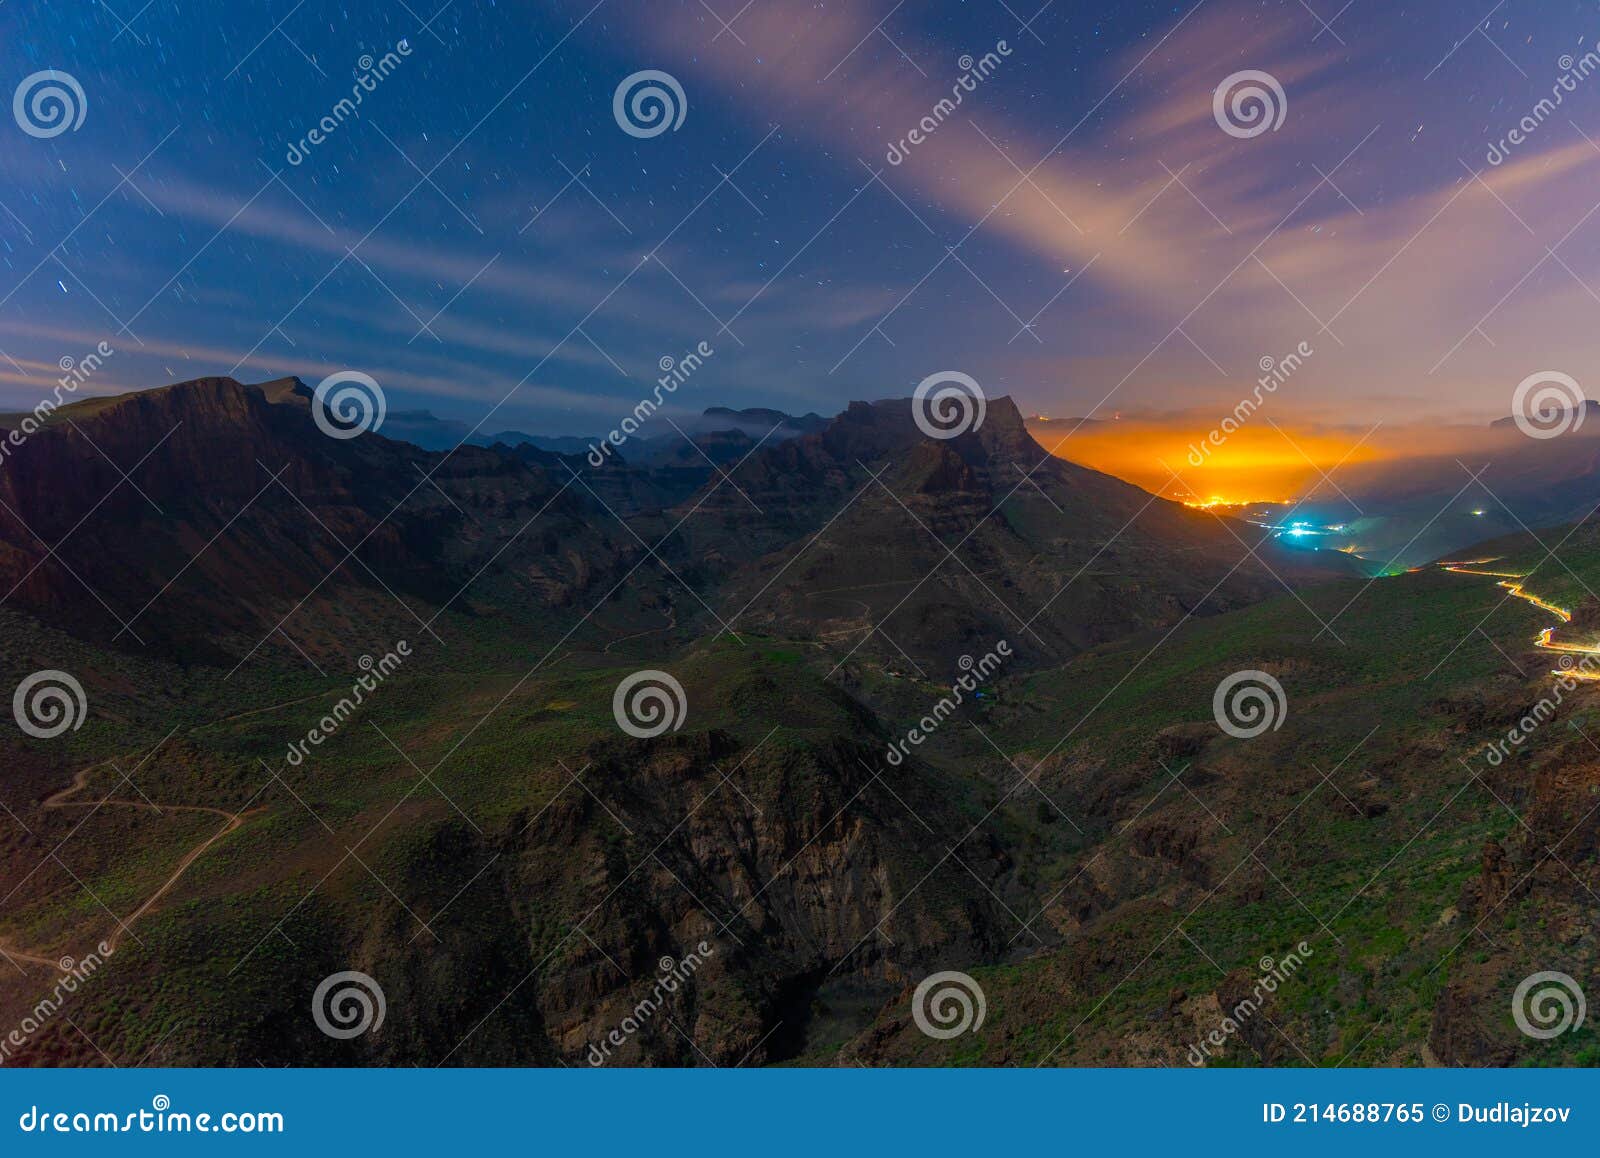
(1441, 560), (1600, 680)
(0, 692), (319, 976)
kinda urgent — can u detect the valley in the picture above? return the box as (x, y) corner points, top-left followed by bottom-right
(0, 377), (1594, 1067)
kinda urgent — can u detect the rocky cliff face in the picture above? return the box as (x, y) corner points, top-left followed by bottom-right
(0, 653), (1022, 1067)
(1428, 749), (1600, 1066)
(502, 729), (1013, 1065)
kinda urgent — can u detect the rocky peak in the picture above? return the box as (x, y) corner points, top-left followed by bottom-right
(816, 393), (1038, 466)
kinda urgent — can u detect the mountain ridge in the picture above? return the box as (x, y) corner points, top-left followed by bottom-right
(0, 374), (1360, 669)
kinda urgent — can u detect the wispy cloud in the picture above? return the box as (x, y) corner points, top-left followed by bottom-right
(621, 0), (1600, 421)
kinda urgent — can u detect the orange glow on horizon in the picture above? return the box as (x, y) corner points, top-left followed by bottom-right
(1029, 417), (1388, 505)
(1177, 492), (1299, 505)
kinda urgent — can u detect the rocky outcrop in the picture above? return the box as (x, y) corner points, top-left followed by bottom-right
(1428, 730), (1600, 1066)
(507, 728), (1016, 1065)
(1428, 981), (1518, 1067)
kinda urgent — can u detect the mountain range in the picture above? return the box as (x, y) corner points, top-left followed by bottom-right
(0, 374), (1591, 1068)
(0, 376), (1356, 669)
(380, 402), (828, 464)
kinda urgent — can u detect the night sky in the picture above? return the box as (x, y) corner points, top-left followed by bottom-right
(3, 0), (1600, 438)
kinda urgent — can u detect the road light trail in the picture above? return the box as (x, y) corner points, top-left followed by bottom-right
(1441, 561), (1600, 680)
